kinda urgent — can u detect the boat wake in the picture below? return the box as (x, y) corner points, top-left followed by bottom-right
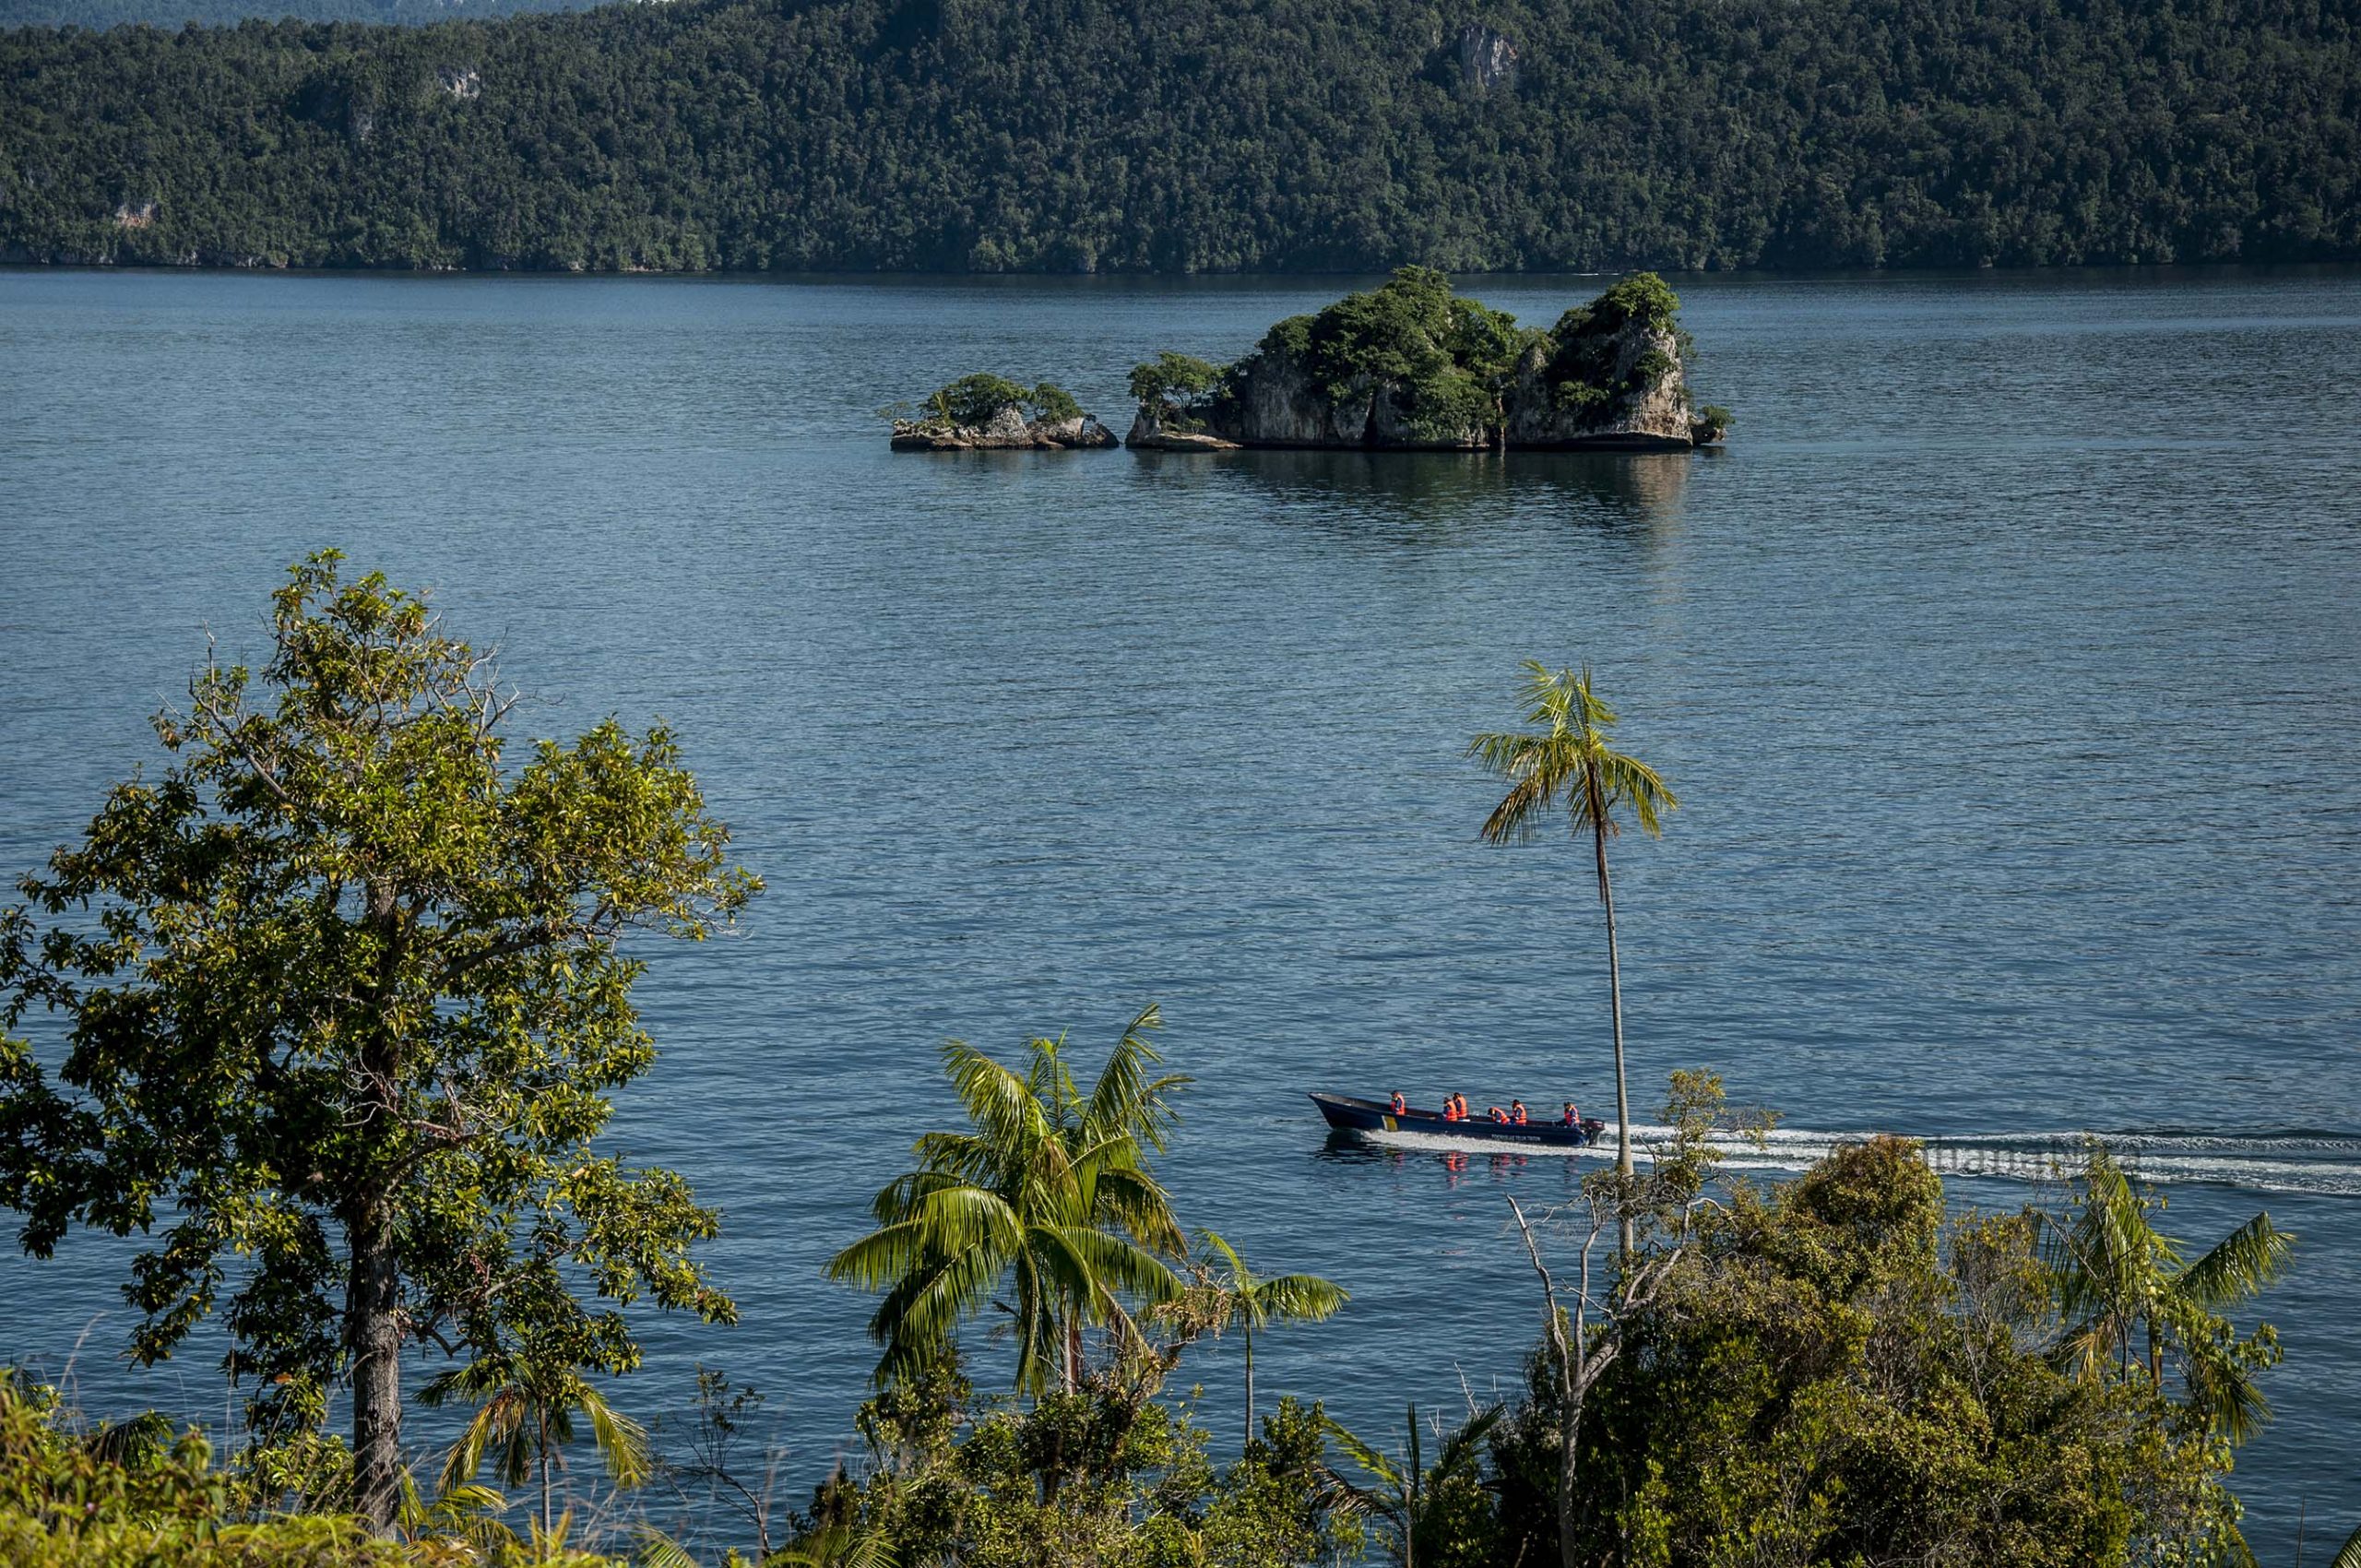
(1355, 1123), (2361, 1197)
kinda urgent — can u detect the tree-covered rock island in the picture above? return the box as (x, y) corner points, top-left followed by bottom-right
(887, 374), (1119, 451)
(1129, 271), (1732, 454)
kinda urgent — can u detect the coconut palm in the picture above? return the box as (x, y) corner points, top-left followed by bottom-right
(1194, 1229), (1348, 1445)
(1324, 1403), (1504, 1568)
(827, 1004), (1189, 1396)
(421, 1354), (651, 1539)
(2045, 1144), (2294, 1443)
(1469, 663), (1677, 1216)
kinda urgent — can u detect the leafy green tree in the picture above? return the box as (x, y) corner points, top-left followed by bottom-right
(922, 374), (1030, 428)
(1026, 383), (1083, 424)
(1128, 354), (1228, 429)
(1192, 1230), (1347, 1445)
(0, 552), (758, 1531)
(1490, 1129), (2258, 1568)
(2045, 1144), (2294, 1442)
(1469, 663), (1677, 1240)
(1501, 1071), (1749, 1568)
(791, 1361), (1358, 1568)
(1323, 1403), (1503, 1568)
(827, 1007), (1188, 1395)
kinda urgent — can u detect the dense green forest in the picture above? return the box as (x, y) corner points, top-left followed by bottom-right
(1, 0), (2356, 273)
(0, 0), (596, 33)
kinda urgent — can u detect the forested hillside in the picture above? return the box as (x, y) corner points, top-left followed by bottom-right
(2, 0), (597, 31)
(3, 0), (2355, 273)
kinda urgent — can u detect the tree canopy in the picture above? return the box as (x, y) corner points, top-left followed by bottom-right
(2, 0), (2355, 272)
(0, 552), (761, 1528)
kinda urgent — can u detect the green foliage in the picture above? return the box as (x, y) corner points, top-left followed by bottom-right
(1489, 1136), (2260, 1568)
(4, 0), (588, 23)
(0, 552), (758, 1525)
(1542, 273), (1684, 419)
(903, 376), (1080, 429)
(919, 374), (1029, 428)
(1026, 383), (1082, 424)
(788, 1361), (1361, 1568)
(0, 1372), (614, 1566)
(2045, 1143), (2294, 1443)
(1324, 1403), (1503, 1568)
(1245, 267), (1515, 440)
(1692, 404), (1734, 441)
(7, 0), (2344, 274)
(1126, 353), (1222, 412)
(826, 1007), (1189, 1395)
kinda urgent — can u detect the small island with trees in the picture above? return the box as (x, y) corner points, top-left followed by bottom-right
(891, 274), (1733, 457)
(1127, 270), (1731, 453)
(887, 375), (1119, 450)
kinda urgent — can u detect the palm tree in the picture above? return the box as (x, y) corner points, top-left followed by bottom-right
(421, 1354), (652, 1540)
(827, 1004), (1189, 1396)
(1195, 1229), (1348, 1445)
(1324, 1403), (1504, 1568)
(2045, 1144), (2294, 1443)
(1469, 663), (1677, 1218)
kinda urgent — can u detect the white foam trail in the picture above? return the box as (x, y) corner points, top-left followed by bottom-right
(1353, 1123), (2361, 1197)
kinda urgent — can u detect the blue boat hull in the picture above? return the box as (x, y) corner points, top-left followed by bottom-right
(1310, 1091), (1607, 1147)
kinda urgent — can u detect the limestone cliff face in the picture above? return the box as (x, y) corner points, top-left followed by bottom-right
(892, 407), (1118, 450)
(1128, 341), (1493, 451)
(1501, 321), (1696, 449)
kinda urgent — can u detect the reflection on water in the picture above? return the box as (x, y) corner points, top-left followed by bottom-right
(1123, 448), (1691, 540)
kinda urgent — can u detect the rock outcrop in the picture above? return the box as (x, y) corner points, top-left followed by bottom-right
(1123, 270), (1724, 454)
(1500, 315), (1696, 450)
(1122, 407), (1240, 451)
(892, 407), (1117, 450)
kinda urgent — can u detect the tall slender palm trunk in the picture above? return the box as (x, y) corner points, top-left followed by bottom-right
(1242, 1323), (1255, 1447)
(1595, 815), (1634, 1257)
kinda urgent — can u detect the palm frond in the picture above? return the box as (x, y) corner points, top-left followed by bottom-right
(580, 1384), (652, 1486)
(1322, 1413), (1406, 1493)
(1197, 1228), (1249, 1289)
(635, 1525), (702, 1568)
(1253, 1272), (1348, 1324)
(2331, 1521), (2361, 1568)
(2174, 1212), (2294, 1312)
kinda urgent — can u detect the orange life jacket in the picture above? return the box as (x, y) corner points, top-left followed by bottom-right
(1512, 1107), (1528, 1124)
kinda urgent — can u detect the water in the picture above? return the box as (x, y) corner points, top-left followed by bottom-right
(2, 266), (2357, 1553)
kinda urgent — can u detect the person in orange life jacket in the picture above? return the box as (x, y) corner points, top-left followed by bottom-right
(1560, 1101), (1580, 1127)
(1390, 1091), (1407, 1115)
(1441, 1096), (1460, 1122)
(1488, 1105), (1508, 1123)
(1453, 1093), (1470, 1120)
(1511, 1099), (1528, 1124)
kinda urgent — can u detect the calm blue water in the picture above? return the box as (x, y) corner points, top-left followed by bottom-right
(2, 267), (2357, 1554)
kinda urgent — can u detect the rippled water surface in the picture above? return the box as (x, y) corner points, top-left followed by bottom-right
(3, 267), (2358, 1551)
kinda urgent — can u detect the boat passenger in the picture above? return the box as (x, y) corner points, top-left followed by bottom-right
(1560, 1101), (1580, 1128)
(1511, 1099), (1528, 1124)
(1441, 1098), (1459, 1122)
(1390, 1091), (1407, 1115)
(1453, 1093), (1470, 1120)
(1489, 1105), (1508, 1123)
